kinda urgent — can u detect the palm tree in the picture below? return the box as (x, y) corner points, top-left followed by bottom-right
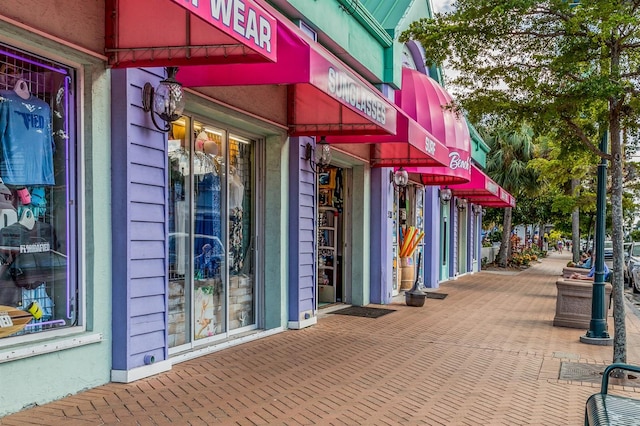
(484, 122), (539, 267)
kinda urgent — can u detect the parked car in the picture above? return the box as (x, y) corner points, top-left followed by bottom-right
(604, 240), (614, 260)
(624, 242), (635, 283)
(627, 242), (640, 293)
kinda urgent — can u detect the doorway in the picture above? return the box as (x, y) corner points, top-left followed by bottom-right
(316, 166), (348, 306)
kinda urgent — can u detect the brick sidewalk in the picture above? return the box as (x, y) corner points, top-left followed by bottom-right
(3, 252), (640, 425)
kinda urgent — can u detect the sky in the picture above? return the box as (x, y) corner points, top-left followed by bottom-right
(431, 0), (455, 13)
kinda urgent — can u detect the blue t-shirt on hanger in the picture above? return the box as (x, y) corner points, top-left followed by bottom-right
(0, 90), (54, 186)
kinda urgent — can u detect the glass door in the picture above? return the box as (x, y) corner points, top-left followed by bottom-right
(168, 118), (257, 353)
(192, 123), (226, 340)
(227, 134), (255, 332)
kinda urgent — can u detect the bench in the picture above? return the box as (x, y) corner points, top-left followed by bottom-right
(585, 363), (640, 425)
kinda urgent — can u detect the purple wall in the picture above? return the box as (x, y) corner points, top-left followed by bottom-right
(370, 168), (393, 304)
(423, 186), (440, 288)
(468, 208), (474, 271)
(111, 68), (169, 371)
(288, 137), (316, 320)
(451, 199), (459, 277)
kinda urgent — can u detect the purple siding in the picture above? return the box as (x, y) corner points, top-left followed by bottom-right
(468, 209), (476, 272)
(111, 68), (168, 371)
(370, 168), (393, 304)
(451, 200), (459, 277)
(288, 137), (316, 321)
(423, 187), (440, 288)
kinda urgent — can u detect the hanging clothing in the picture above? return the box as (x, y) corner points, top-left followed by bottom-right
(228, 169), (245, 210)
(229, 207), (243, 274)
(0, 90), (54, 186)
(168, 147), (189, 176)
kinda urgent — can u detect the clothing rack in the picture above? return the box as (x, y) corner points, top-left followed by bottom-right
(0, 45), (66, 98)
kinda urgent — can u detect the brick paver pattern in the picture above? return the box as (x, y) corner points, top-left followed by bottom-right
(3, 252), (640, 425)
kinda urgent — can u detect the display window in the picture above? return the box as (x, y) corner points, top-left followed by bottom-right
(168, 117), (256, 351)
(0, 44), (77, 341)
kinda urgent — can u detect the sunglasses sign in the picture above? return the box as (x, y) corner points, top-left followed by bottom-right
(309, 58), (396, 134)
(326, 67), (388, 126)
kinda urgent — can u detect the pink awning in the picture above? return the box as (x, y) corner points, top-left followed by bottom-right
(176, 6), (397, 136)
(105, 0), (278, 67)
(400, 68), (472, 185)
(494, 188), (516, 208)
(449, 165), (515, 208)
(471, 188), (515, 208)
(325, 109), (449, 167)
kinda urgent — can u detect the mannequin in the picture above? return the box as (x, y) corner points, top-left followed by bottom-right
(13, 79), (30, 100)
(203, 140), (218, 156)
(195, 131), (208, 151)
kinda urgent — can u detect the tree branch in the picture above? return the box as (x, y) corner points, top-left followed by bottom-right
(620, 41), (640, 49)
(562, 118), (612, 161)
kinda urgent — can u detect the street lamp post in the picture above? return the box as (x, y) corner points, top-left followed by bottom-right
(581, 130), (613, 345)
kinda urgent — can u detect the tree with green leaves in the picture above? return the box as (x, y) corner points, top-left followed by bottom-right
(401, 0), (640, 362)
(483, 122), (539, 266)
(529, 131), (600, 262)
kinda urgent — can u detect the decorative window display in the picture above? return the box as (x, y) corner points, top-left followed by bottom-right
(0, 45), (75, 340)
(168, 118), (255, 350)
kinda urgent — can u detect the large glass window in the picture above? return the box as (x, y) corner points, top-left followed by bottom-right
(0, 44), (76, 340)
(168, 117), (256, 351)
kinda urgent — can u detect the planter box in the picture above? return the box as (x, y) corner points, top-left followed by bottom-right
(481, 246), (500, 264)
(553, 278), (612, 329)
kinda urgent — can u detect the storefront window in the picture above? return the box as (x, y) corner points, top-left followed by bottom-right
(168, 117), (256, 350)
(0, 44), (75, 340)
(227, 134), (253, 331)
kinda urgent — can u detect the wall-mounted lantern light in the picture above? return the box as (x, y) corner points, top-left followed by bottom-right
(390, 167), (409, 189)
(142, 67), (186, 132)
(440, 187), (452, 204)
(305, 136), (331, 173)
(456, 198), (468, 211)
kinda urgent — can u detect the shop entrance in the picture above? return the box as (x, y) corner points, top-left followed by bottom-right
(167, 117), (260, 352)
(394, 184), (425, 295)
(316, 166), (348, 306)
